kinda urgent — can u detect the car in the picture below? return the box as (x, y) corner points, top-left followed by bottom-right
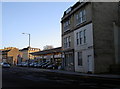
(47, 64), (58, 69)
(37, 62), (46, 68)
(21, 62), (28, 67)
(42, 62), (51, 69)
(29, 62), (34, 67)
(2, 63), (11, 68)
(17, 63), (22, 67)
(33, 63), (38, 67)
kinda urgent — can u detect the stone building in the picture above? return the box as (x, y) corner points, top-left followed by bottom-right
(61, 2), (119, 73)
(0, 47), (23, 65)
(20, 47), (40, 62)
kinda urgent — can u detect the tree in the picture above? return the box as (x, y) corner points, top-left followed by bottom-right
(43, 45), (53, 50)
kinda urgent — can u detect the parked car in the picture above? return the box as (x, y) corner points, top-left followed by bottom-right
(29, 62), (34, 67)
(36, 63), (42, 68)
(33, 63), (38, 67)
(17, 63), (22, 67)
(47, 64), (58, 69)
(42, 62), (51, 69)
(2, 62), (11, 68)
(21, 62), (28, 67)
(37, 62), (46, 68)
(0, 62), (3, 67)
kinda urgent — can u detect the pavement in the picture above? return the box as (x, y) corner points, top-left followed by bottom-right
(37, 69), (120, 80)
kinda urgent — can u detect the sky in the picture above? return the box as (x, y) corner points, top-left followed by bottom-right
(2, 2), (75, 50)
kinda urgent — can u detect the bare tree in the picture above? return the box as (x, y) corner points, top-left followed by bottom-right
(43, 45), (53, 50)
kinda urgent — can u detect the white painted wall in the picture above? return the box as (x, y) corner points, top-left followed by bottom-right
(74, 23), (94, 73)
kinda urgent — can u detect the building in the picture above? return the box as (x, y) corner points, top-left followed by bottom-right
(30, 47), (62, 65)
(20, 47), (40, 62)
(61, 2), (119, 73)
(111, 1), (120, 73)
(0, 47), (23, 65)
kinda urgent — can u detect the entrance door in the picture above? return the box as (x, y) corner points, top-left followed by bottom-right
(87, 55), (93, 72)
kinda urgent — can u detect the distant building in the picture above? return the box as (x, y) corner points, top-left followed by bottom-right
(0, 47), (23, 65)
(30, 47), (62, 65)
(61, 2), (119, 73)
(20, 47), (40, 62)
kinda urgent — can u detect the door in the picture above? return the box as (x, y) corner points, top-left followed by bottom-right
(87, 55), (93, 72)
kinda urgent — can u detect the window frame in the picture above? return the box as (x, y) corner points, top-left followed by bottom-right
(76, 9), (86, 25)
(78, 52), (82, 66)
(63, 18), (71, 32)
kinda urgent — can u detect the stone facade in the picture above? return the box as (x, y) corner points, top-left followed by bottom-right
(0, 47), (23, 65)
(20, 47), (40, 62)
(61, 2), (119, 73)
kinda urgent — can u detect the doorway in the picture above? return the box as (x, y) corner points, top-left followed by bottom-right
(87, 55), (93, 73)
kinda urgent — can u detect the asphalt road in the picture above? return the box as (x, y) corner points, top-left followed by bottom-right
(2, 67), (120, 89)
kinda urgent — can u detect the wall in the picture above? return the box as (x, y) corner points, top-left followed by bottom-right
(8, 48), (23, 64)
(118, 2), (120, 64)
(74, 23), (94, 73)
(92, 2), (118, 73)
(21, 50), (28, 61)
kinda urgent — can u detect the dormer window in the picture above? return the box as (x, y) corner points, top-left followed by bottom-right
(66, 7), (72, 14)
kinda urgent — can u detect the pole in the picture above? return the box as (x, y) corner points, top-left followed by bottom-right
(22, 33), (31, 66)
(29, 34), (30, 47)
(28, 34), (30, 66)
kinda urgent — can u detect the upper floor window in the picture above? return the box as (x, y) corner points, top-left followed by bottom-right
(63, 18), (71, 32)
(76, 9), (86, 25)
(68, 36), (71, 47)
(76, 29), (86, 45)
(79, 31), (82, 44)
(76, 32), (79, 45)
(64, 36), (71, 48)
(83, 29), (86, 43)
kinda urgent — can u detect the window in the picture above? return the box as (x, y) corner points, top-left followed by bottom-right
(66, 37), (69, 48)
(79, 31), (82, 44)
(76, 9), (86, 25)
(82, 10), (86, 22)
(76, 29), (87, 45)
(83, 29), (86, 43)
(64, 36), (71, 48)
(68, 36), (71, 47)
(63, 18), (71, 32)
(64, 38), (66, 48)
(78, 52), (82, 66)
(65, 53), (73, 67)
(76, 32), (79, 45)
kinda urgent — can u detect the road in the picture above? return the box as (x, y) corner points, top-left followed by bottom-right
(2, 67), (120, 89)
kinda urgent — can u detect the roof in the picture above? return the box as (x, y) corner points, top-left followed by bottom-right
(62, 2), (88, 21)
(63, 2), (81, 16)
(20, 46), (40, 51)
(2, 50), (11, 52)
(30, 47), (62, 55)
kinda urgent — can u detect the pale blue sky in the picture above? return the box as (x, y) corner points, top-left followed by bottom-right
(2, 2), (75, 50)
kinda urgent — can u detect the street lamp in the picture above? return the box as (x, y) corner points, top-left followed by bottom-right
(22, 33), (30, 47)
(22, 33), (31, 66)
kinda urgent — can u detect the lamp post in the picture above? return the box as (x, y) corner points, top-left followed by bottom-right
(22, 33), (31, 66)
